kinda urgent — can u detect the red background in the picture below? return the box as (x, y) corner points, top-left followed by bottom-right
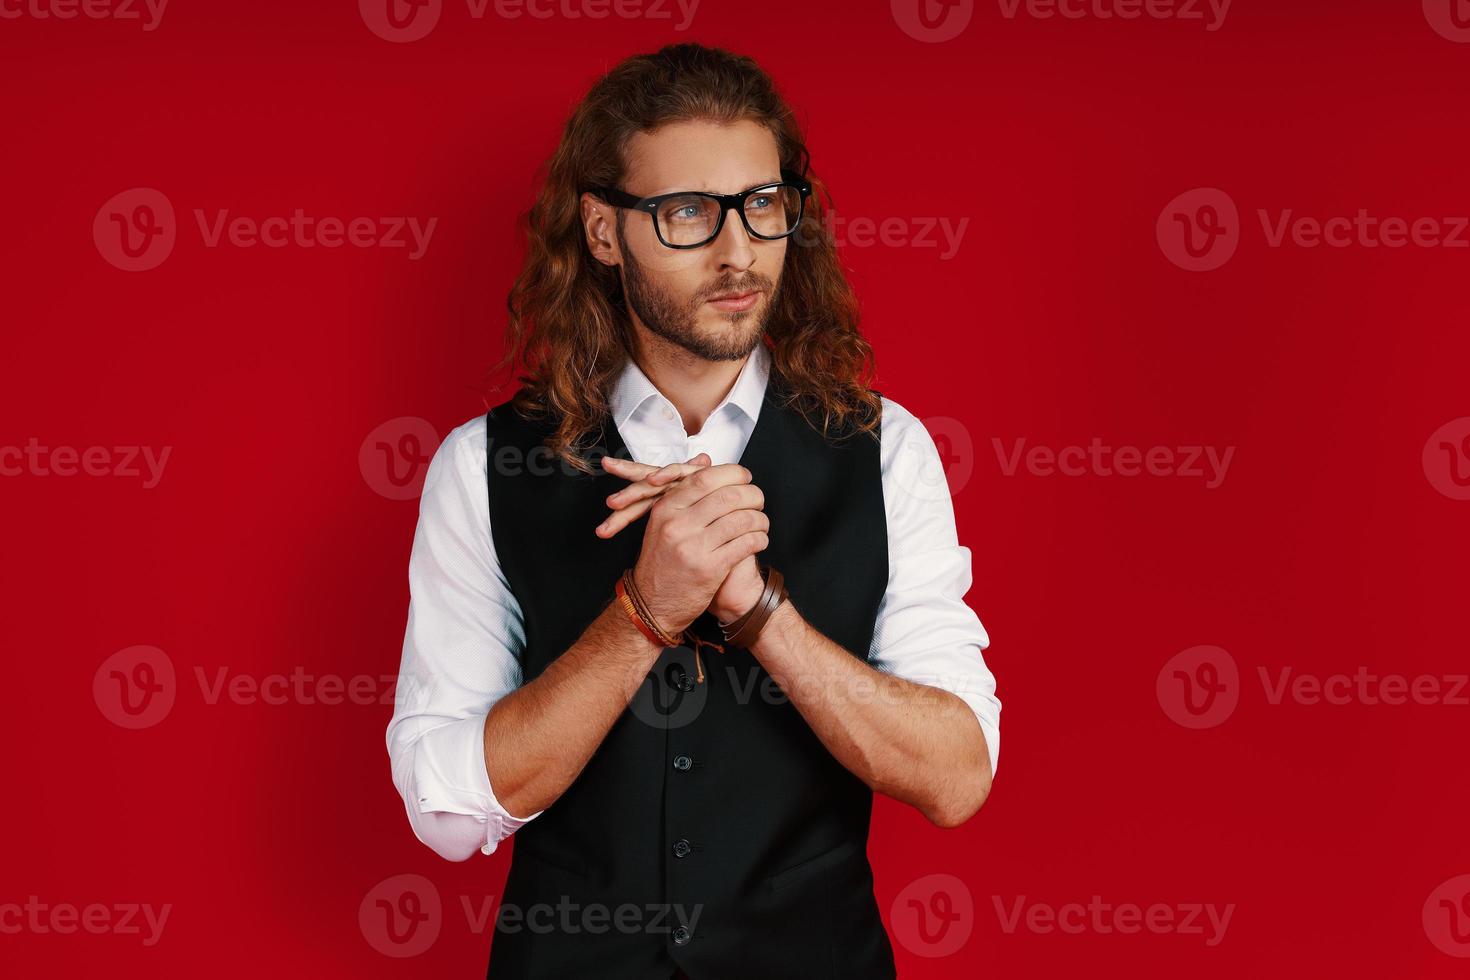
(3, 0), (1468, 975)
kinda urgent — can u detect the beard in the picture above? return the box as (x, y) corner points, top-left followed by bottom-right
(617, 220), (778, 363)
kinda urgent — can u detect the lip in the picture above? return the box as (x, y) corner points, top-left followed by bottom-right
(707, 290), (760, 312)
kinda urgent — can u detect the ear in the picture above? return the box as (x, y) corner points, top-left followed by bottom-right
(580, 191), (621, 267)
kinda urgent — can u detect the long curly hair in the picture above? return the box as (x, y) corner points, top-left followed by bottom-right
(491, 42), (881, 474)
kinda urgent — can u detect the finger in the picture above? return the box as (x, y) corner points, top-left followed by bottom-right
(597, 455), (715, 535)
(600, 455), (659, 480)
(660, 463), (755, 511)
(687, 483), (765, 528)
(595, 495), (655, 538)
(704, 508), (770, 548)
(607, 476), (683, 511)
(606, 459), (709, 507)
(647, 453), (710, 486)
(710, 528), (769, 569)
(602, 452), (707, 480)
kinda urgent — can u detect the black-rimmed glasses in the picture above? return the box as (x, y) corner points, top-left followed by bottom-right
(591, 171), (812, 249)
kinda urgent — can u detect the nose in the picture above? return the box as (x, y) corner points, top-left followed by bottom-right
(708, 205), (757, 272)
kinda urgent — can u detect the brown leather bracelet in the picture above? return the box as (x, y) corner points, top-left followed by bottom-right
(720, 565), (787, 648)
(618, 568), (681, 647)
(617, 567), (725, 683)
(614, 573), (670, 648)
(716, 563), (769, 638)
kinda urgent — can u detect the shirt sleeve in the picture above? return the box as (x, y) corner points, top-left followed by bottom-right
(385, 415), (543, 861)
(868, 397), (1002, 778)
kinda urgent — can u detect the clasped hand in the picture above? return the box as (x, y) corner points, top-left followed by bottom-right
(596, 452), (768, 631)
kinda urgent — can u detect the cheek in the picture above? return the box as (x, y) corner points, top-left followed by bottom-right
(636, 237), (706, 280)
(642, 257), (716, 308)
(765, 241), (789, 282)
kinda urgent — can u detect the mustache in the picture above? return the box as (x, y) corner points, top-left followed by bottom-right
(700, 276), (774, 301)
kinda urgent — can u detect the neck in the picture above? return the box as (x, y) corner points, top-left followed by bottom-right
(629, 327), (756, 437)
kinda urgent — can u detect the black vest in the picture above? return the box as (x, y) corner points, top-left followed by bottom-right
(483, 366), (896, 980)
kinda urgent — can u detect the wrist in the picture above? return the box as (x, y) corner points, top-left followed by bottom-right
(632, 565), (690, 637)
(718, 564), (788, 648)
(713, 562), (767, 624)
(618, 568), (684, 647)
(610, 595), (665, 651)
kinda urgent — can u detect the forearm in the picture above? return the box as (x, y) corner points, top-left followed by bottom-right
(749, 601), (993, 827)
(484, 600), (663, 818)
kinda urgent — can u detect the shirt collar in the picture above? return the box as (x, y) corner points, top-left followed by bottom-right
(608, 341), (771, 432)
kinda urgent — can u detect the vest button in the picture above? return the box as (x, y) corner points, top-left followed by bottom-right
(669, 664), (695, 693)
(672, 925), (691, 945)
(673, 754), (692, 771)
(673, 838), (692, 858)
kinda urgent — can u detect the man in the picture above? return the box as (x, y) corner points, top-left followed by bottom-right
(386, 42), (1001, 979)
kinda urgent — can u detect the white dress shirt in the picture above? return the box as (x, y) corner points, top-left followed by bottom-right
(386, 342), (1001, 862)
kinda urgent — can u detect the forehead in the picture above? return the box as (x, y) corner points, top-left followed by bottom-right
(623, 119), (781, 196)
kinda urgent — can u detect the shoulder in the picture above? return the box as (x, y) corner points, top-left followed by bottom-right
(875, 394), (960, 515)
(441, 412), (488, 463)
(418, 413), (488, 502)
(877, 394), (936, 461)
(878, 394), (921, 434)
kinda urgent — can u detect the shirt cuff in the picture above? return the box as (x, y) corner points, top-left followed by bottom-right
(410, 712), (544, 855)
(947, 689), (1000, 779)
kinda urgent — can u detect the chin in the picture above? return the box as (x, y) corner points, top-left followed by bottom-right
(704, 303), (767, 333)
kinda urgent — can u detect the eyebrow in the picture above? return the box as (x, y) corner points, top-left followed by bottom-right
(656, 176), (784, 196)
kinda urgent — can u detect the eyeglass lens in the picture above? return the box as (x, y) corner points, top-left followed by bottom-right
(654, 186), (804, 246)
